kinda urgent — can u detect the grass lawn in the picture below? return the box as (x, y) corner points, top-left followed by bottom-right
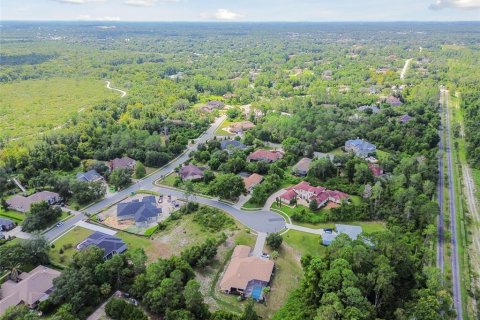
(50, 226), (93, 266)
(214, 119), (234, 136)
(283, 230), (326, 257)
(0, 208), (25, 223)
(158, 173), (211, 197)
(241, 199), (262, 209)
(0, 77), (118, 141)
(116, 231), (155, 256)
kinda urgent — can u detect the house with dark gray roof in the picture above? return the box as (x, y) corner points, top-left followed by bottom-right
(0, 218), (15, 231)
(345, 138), (376, 158)
(322, 224), (364, 246)
(220, 140), (247, 152)
(358, 105), (380, 114)
(76, 169), (103, 183)
(117, 196), (161, 227)
(77, 232), (127, 260)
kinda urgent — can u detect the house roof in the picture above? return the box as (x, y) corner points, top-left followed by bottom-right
(386, 96), (402, 106)
(399, 114), (412, 123)
(243, 173), (264, 190)
(77, 232), (127, 258)
(280, 189), (297, 201)
(283, 181), (349, 205)
(229, 121), (255, 133)
(247, 149), (284, 162)
(358, 105), (380, 113)
(207, 100), (224, 108)
(110, 157), (135, 170)
(293, 158), (312, 173)
(6, 191), (60, 212)
(219, 245), (274, 292)
(346, 138), (376, 153)
(336, 224), (363, 240)
(76, 169), (102, 182)
(117, 196), (161, 223)
(368, 163), (383, 177)
(0, 266), (61, 314)
(220, 140), (246, 150)
(0, 218), (14, 227)
(179, 164), (204, 179)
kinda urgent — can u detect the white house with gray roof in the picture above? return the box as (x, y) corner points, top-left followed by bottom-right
(345, 138), (376, 158)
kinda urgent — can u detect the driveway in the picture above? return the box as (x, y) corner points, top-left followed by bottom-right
(75, 221), (117, 235)
(252, 232), (267, 256)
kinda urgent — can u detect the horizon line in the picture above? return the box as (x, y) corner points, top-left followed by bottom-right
(1, 19), (479, 23)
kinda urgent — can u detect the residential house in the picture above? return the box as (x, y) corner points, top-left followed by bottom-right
(77, 232), (127, 260)
(117, 196), (161, 227)
(399, 114), (412, 123)
(280, 181), (349, 209)
(313, 152), (335, 162)
(345, 138), (376, 158)
(246, 150), (284, 163)
(368, 163), (384, 177)
(6, 191), (61, 213)
(243, 173), (264, 193)
(228, 121), (255, 134)
(109, 156), (136, 171)
(358, 105), (380, 114)
(375, 67), (390, 74)
(0, 266), (61, 314)
(220, 140), (247, 152)
(322, 224), (363, 246)
(179, 164), (204, 181)
(0, 218), (15, 231)
(385, 96), (402, 107)
(76, 169), (103, 183)
(219, 245), (274, 301)
(201, 101), (225, 112)
(292, 158), (312, 176)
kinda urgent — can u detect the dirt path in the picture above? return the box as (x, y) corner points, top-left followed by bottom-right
(400, 58), (412, 80)
(105, 80), (127, 98)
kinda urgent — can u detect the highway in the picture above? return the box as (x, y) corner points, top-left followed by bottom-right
(442, 87), (463, 320)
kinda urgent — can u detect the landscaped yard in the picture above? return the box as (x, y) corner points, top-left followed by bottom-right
(0, 208), (25, 223)
(157, 173), (212, 197)
(50, 226), (93, 266)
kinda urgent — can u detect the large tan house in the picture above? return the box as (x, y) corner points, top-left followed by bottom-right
(0, 266), (61, 314)
(6, 191), (61, 213)
(220, 245), (274, 301)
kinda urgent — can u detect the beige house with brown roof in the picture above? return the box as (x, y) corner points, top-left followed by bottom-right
(0, 266), (61, 314)
(243, 173), (264, 192)
(219, 245), (274, 300)
(228, 121), (255, 134)
(6, 191), (61, 213)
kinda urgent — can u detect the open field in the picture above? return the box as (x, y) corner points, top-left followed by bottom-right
(0, 77), (118, 140)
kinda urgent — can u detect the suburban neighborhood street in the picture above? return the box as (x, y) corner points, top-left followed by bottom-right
(442, 87), (463, 320)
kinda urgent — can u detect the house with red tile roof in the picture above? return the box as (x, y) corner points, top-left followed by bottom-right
(280, 181), (349, 209)
(368, 163), (384, 177)
(246, 150), (284, 163)
(243, 173), (264, 193)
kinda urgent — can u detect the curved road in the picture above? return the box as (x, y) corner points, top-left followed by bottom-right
(42, 114), (286, 241)
(105, 81), (127, 98)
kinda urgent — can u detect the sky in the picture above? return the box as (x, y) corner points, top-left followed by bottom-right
(1, 0), (479, 22)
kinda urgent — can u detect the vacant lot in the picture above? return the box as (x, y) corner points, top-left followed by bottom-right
(0, 77), (117, 140)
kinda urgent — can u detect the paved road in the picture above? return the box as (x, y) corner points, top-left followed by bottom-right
(84, 115), (226, 215)
(44, 208), (85, 242)
(152, 186), (285, 233)
(105, 81), (127, 98)
(437, 89), (445, 274)
(442, 87), (463, 320)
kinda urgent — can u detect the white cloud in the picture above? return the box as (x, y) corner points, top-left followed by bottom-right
(213, 9), (244, 20)
(54, 0), (104, 4)
(123, 0), (179, 6)
(429, 0), (480, 9)
(76, 14), (121, 20)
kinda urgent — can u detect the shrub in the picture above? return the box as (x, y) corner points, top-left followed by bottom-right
(266, 233), (283, 250)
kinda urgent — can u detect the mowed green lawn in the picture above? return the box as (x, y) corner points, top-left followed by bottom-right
(0, 208), (25, 223)
(0, 77), (118, 140)
(50, 226), (93, 266)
